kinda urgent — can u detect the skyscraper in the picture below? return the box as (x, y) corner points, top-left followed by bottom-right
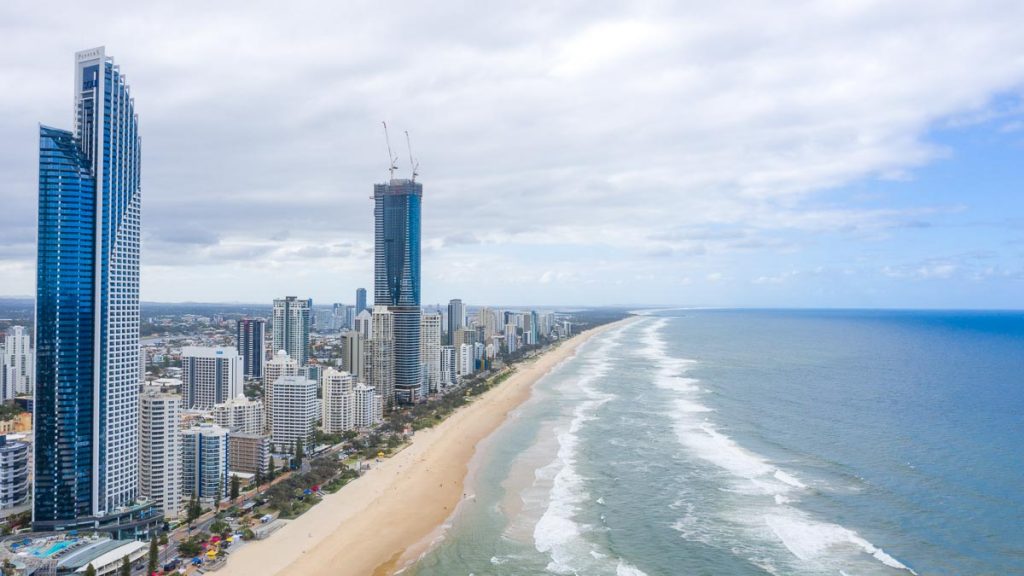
(139, 388), (181, 519)
(356, 288), (367, 315)
(368, 306), (395, 408)
(447, 299), (464, 345)
(272, 296), (312, 366)
(2, 327), (33, 396)
(34, 47), (150, 531)
(181, 424), (230, 503)
(374, 179), (422, 403)
(236, 318), (266, 379)
(420, 313), (442, 393)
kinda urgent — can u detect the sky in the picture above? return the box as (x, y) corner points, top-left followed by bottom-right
(1, 0), (1022, 308)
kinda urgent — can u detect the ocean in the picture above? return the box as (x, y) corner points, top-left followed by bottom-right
(406, 310), (1024, 575)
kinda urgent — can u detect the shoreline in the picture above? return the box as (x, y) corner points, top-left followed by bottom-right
(218, 318), (631, 576)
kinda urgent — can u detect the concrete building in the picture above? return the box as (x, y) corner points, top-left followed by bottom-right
(181, 423), (230, 503)
(263, 350), (299, 434)
(1, 326), (33, 397)
(321, 368), (355, 434)
(272, 296), (312, 366)
(354, 383), (383, 428)
(440, 345), (457, 388)
(447, 299), (465, 345)
(368, 306), (395, 408)
(505, 323), (519, 355)
(229, 433), (269, 476)
(181, 346), (243, 410)
(271, 375), (317, 452)
(0, 436), (29, 512)
(420, 313), (442, 393)
(213, 395), (265, 435)
(341, 331), (365, 382)
(139, 388), (182, 519)
(459, 343), (475, 376)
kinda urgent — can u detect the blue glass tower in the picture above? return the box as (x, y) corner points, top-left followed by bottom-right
(34, 47), (145, 531)
(356, 287), (367, 314)
(374, 179), (423, 403)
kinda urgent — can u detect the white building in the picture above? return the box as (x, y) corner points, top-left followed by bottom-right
(420, 313), (442, 393)
(1, 326), (33, 397)
(213, 395), (265, 435)
(271, 375), (317, 452)
(368, 306), (395, 408)
(263, 350), (299, 433)
(181, 423), (229, 503)
(181, 346), (243, 410)
(321, 368), (355, 434)
(440, 346), (457, 388)
(505, 323), (518, 354)
(0, 436), (29, 511)
(459, 343), (475, 376)
(354, 383), (383, 428)
(353, 309), (372, 339)
(139, 388), (182, 518)
(341, 331), (365, 382)
(272, 296), (312, 366)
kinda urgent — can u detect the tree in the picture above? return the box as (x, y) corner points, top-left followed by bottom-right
(293, 438), (304, 467)
(213, 474), (223, 511)
(187, 492), (202, 525)
(230, 474), (241, 500)
(148, 535), (159, 574)
(85, 564), (96, 576)
(120, 555), (130, 576)
(267, 457), (277, 482)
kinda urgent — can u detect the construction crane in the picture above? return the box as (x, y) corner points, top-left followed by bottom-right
(382, 121), (399, 181)
(405, 130), (419, 182)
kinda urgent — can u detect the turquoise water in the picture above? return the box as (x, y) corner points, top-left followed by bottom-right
(407, 310), (1024, 575)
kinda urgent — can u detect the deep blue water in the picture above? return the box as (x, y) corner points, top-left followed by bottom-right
(411, 310), (1024, 575)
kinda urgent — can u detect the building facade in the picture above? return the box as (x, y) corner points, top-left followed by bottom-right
(270, 375), (317, 452)
(228, 433), (269, 476)
(368, 306), (395, 408)
(354, 383), (383, 428)
(181, 424), (230, 503)
(447, 299), (464, 346)
(374, 179), (423, 403)
(341, 331), (365, 381)
(2, 327), (33, 397)
(139, 388), (181, 519)
(263, 350), (298, 434)
(236, 318), (266, 379)
(440, 346), (457, 388)
(272, 297), (312, 366)
(212, 395), (265, 435)
(420, 313), (442, 393)
(0, 436), (30, 512)
(321, 368), (355, 434)
(34, 47), (143, 530)
(181, 347), (243, 410)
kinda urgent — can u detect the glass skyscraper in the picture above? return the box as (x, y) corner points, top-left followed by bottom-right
(237, 318), (266, 379)
(34, 47), (147, 531)
(374, 178), (423, 403)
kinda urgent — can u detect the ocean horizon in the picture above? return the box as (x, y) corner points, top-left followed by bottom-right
(407, 309), (1024, 575)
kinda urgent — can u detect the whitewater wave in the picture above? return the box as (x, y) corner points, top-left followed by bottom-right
(533, 328), (650, 576)
(645, 317), (915, 574)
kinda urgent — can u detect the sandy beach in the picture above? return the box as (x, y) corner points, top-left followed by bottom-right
(218, 319), (627, 576)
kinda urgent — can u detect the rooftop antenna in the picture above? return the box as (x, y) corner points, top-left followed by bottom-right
(382, 121), (399, 181)
(405, 130), (419, 182)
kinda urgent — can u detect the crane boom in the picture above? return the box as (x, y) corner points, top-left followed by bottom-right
(382, 121), (398, 180)
(405, 130), (419, 182)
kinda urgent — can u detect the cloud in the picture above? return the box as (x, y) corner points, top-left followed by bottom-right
(0, 1), (1022, 305)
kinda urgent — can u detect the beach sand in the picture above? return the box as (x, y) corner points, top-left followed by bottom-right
(218, 320), (626, 576)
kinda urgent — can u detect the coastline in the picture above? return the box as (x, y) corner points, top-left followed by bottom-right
(218, 318), (632, 576)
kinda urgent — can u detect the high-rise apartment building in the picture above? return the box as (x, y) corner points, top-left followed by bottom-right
(420, 313), (442, 393)
(2, 327), (33, 396)
(341, 331), (365, 381)
(0, 436), (30, 512)
(374, 179), (422, 403)
(212, 395), (265, 435)
(263, 350), (298, 434)
(236, 318), (266, 379)
(272, 296), (312, 366)
(356, 288), (367, 315)
(34, 47), (148, 531)
(447, 299), (464, 345)
(139, 388), (181, 519)
(181, 347), (243, 410)
(368, 306), (395, 408)
(354, 383), (383, 428)
(228, 433), (269, 476)
(181, 424), (229, 503)
(321, 368), (355, 434)
(440, 346), (457, 388)
(270, 375), (317, 452)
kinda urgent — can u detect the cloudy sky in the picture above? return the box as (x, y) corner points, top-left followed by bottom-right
(1, 1), (1023, 307)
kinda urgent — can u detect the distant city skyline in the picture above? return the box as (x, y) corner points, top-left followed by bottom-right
(1, 3), (1023, 309)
